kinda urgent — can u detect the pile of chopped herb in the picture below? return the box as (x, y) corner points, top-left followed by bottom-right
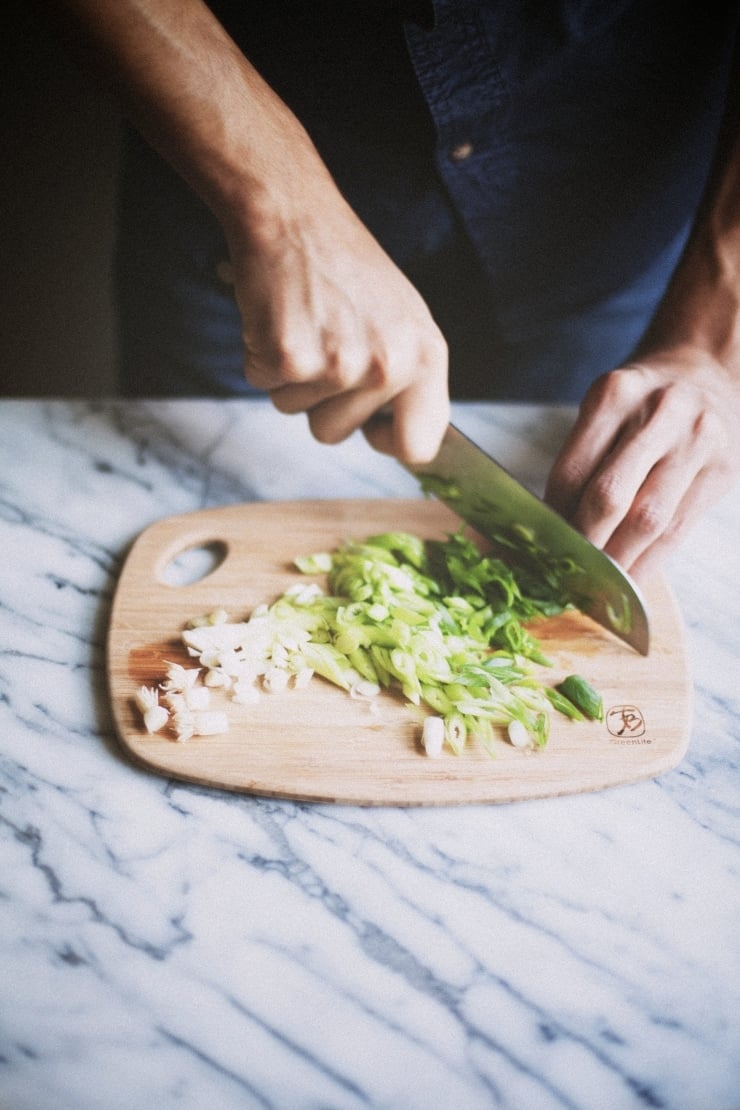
(152, 528), (602, 757)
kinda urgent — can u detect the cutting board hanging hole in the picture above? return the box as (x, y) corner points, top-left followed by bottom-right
(158, 539), (228, 587)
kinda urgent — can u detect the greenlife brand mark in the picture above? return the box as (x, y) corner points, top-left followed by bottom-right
(606, 705), (650, 743)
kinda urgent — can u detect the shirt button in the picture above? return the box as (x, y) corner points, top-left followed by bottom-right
(449, 141), (474, 163)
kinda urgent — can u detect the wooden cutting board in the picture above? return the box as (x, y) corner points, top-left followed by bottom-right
(107, 499), (691, 805)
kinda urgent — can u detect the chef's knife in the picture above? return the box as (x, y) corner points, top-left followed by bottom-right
(404, 424), (649, 654)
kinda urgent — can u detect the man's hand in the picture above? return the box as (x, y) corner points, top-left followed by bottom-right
(548, 42), (740, 584)
(224, 178), (449, 465)
(545, 348), (740, 582)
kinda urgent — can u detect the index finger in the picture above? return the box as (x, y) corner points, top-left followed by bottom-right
(363, 365), (450, 465)
(545, 370), (645, 518)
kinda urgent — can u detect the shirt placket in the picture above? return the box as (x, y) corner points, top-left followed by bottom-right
(404, 0), (517, 284)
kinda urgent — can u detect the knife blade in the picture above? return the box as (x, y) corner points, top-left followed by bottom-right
(404, 424), (649, 654)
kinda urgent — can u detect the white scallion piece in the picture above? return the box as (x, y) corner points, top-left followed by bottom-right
(444, 714), (467, 755)
(422, 716), (445, 758)
(160, 661), (201, 695)
(262, 666), (290, 694)
(508, 719), (534, 749)
(134, 686), (170, 734)
(171, 708), (229, 743)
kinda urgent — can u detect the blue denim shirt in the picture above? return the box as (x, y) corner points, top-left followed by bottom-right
(403, 1), (739, 396)
(116, 1), (740, 401)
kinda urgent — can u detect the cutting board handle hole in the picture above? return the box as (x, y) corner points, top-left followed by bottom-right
(159, 540), (228, 587)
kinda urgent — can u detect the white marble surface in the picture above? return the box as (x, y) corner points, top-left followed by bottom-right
(1, 398), (738, 1110)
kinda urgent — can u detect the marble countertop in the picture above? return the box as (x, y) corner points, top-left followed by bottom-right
(1, 398), (738, 1110)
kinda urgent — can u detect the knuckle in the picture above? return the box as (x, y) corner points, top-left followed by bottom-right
(587, 469), (628, 518)
(264, 330), (323, 384)
(629, 496), (672, 538)
(365, 351), (397, 392)
(554, 458), (590, 494)
(583, 369), (631, 410)
(329, 348), (367, 390)
(651, 386), (729, 457)
(652, 382), (689, 422)
(275, 348), (319, 384)
(414, 328), (448, 383)
(247, 347), (315, 387)
(583, 364), (659, 418)
(584, 371), (614, 406)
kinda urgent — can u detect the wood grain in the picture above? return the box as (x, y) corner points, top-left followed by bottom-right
(107, 500), (692, 804)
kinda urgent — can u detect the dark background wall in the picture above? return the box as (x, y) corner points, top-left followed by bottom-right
(1, 2), (120, 396)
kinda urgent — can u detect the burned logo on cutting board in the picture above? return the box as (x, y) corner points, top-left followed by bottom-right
(606, 704), (650, 744)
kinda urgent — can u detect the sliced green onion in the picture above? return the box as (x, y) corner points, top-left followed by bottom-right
(555, 674), (604, 721)
(178, 529), (602, 758)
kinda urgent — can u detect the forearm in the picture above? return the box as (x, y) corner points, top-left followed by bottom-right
(43, 0), (449, 463)
(640, 50), (740, 378)
(42, 0), (332, 232)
